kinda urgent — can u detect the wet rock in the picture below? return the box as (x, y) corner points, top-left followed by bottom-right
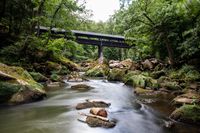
(109, 60), (123, 69)
(9, 87), (46, 104)
(90, 108), (108, 118)
(173, 92), (200, 105)
(170, 105), (200, 124)
(76, 100), (111, 110)
(142, 59), (153, 70)
(163, 120), (175, 128)
(67, 72), (86, 82)
(71, 84), (91, 91)
(86, 116), (116, 128)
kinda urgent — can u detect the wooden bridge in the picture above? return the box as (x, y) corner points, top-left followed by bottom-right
(37, 26), (132, 62)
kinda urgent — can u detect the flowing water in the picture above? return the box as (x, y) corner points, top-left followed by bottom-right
(0, 79), (199, 133)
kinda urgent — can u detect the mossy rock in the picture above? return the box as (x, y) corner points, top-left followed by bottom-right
(0, 63), (45, 104)
(151, 70), (166, 79)
(161, 81), (182, 90)
(107, 68), (126, 81)
(0, 82), (22, 103)
(29, 72), (48, 82)
(50, 73), (61, 82)
(53, 56), (79, 71)
(85, 64), (109, 77)
(71, 84), (91, 91)
(170, 105), (200, 124)
(123, 72), (159, 89)
(134, 87), (154, 95)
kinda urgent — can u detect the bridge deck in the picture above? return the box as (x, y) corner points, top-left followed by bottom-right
(37, 26), (132, 48)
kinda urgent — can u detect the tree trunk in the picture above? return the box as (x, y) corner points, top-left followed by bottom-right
(165, 37), (175, 66)
(0, 0), (6, 21)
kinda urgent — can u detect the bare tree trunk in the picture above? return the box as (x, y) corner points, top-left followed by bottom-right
(165, 37), (175, 66)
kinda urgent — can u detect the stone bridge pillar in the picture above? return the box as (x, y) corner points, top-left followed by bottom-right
(98, 44), (103, 64)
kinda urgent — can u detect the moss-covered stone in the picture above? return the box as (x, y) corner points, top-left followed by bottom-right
(107, 68), (126, 81)
(161, 81), (182, 90)
(53, 56), (79, 71)
(0, 82), (22, 102)
(85, 64), (109, 77)
(170, 105), (200, 124)
(123, 72), (159, 89)
(50, 73), (61, 82)
(0, 63), (45, 104)
(29, 72), (48, 82)
(134, 87), (153, 95)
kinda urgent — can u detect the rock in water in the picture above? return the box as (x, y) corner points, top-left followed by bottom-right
(90, 108), (108, 118)
(86, 116), (116, 128)
(76, 100), (111, 110)
(71, 84), (91, 91)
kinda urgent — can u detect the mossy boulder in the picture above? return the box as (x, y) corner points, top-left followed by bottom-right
(0, 63), (46, 104)
(71, 84), (92, 91)
(107, 68), (126, 81)
(134, 87), (154, 95)
(85, 64), (109, 77)
(170, 105), (200, 124)
(123, 72), (159, 89)
(53, 56), (79, 71)
(29, 72), (48, 82)
(46, 61), (70, 75)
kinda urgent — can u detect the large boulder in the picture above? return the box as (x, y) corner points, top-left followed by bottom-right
(85, 64), (109, 77)
(170, 105), (200, 124)
(0, 63), (46, 104)
(107, 68), (126, 81)
(109, 59), (133, 70)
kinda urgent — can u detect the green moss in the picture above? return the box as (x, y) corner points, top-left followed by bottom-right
(134, 87), (153, 95)
(85, 64), (109, 77)
(123, 72), (159, 89)
(107, 68), (126, 81)
(169, 65), (200, 81)
(0, 63), (44, 92)
(50, 73), (61, 81)
(0, 82), (22, 102)
(172, 105), (200, 123)
(29, 72), (48, 82)
(162, 81), (181, 90)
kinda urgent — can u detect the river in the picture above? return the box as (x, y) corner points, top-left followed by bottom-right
(0, 79), (199, 133)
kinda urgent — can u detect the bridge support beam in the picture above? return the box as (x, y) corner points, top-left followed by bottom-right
(98, 45), (103, 64)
